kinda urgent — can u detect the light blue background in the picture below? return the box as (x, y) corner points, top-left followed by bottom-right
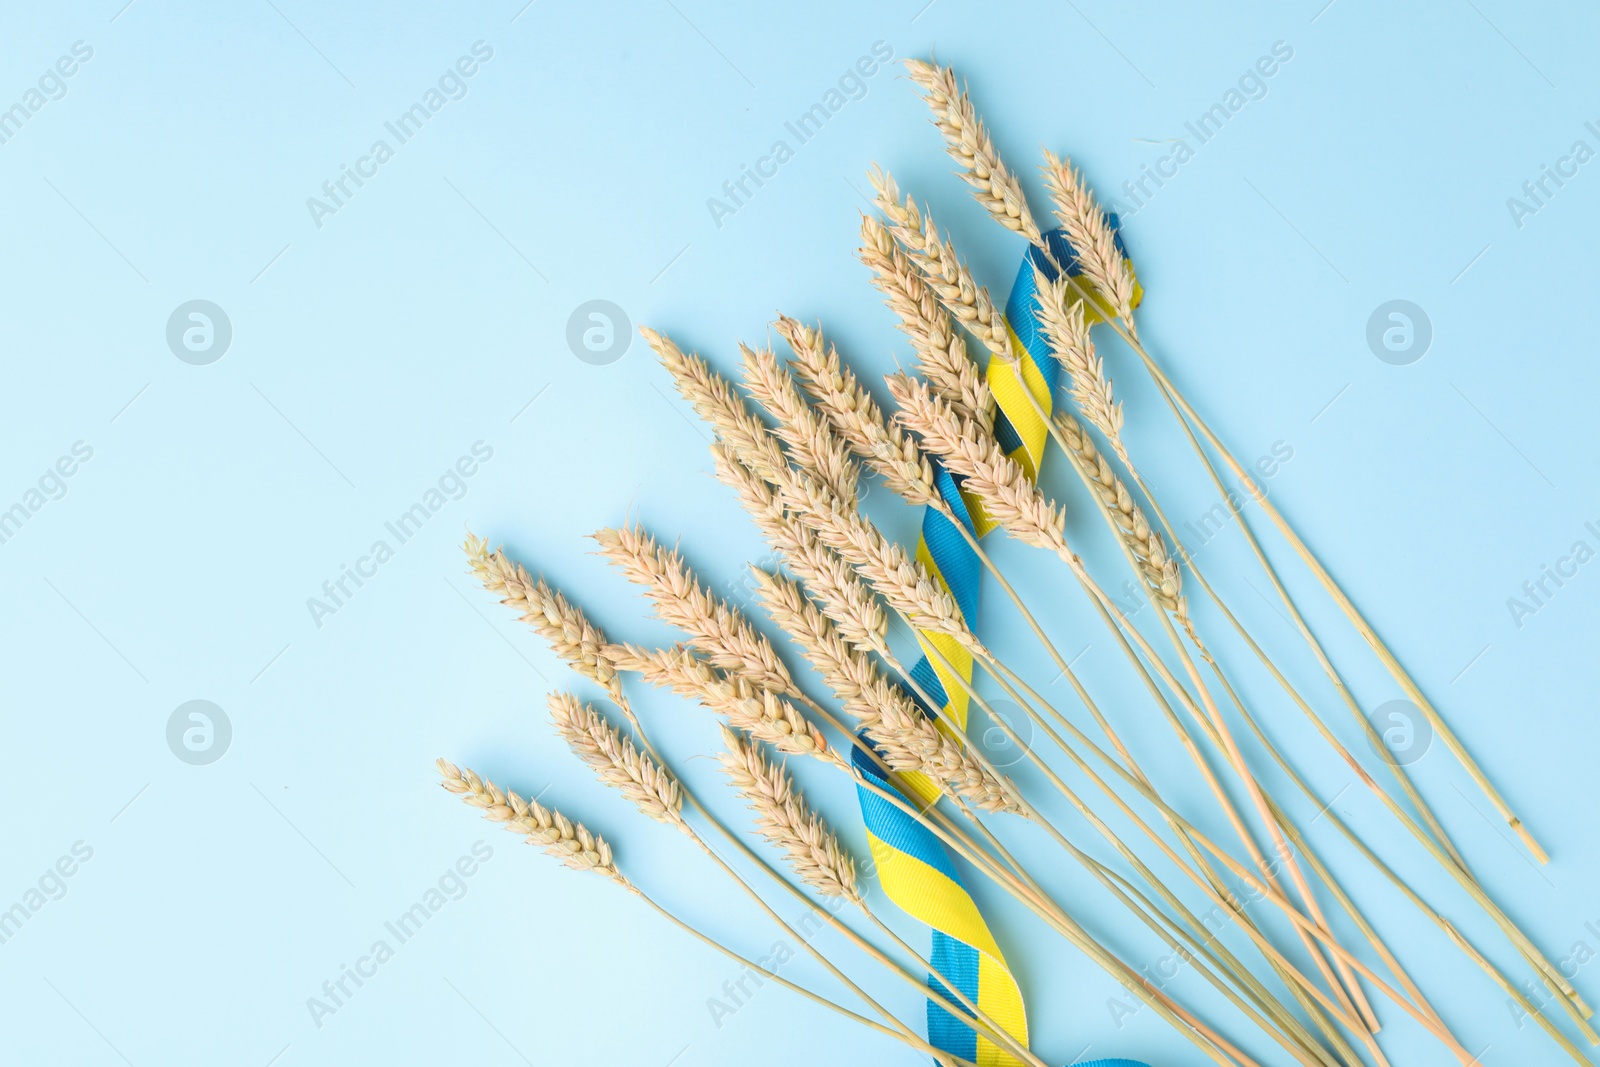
(3, 1), (1599, 1065)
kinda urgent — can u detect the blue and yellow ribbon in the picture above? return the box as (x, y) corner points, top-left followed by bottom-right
(854, 224), (1143, 1067)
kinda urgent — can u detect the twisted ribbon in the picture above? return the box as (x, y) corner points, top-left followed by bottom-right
(853, 224), (1144, 1067)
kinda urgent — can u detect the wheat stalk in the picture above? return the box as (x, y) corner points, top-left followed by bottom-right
(739, 342), (860, 509)
(868, 166), (1011, 361)
(904, 58), (1042, 245)
(718, 723), (863, 903)
(547, 692), (684, 825)
(1040, 150), (1136, 322)
(593, 523), (794, 696)
(436, 758), (627, 884)
(858, 213), (993, 432)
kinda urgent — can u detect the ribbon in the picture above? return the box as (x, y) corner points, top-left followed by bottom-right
(853, 223), (1143, 1067)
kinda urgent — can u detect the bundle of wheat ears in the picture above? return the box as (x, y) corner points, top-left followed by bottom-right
(437, 60), (1583, 1067)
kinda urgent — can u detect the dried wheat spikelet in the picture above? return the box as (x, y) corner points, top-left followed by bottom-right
(1054, 414), (1186, 628)
(607, 641), (829, 758)
(1033, 268), (1126, 463)
(463, 532), (626, 706)
(753, 568), (1019, 813)
(773, 315), (939, 508)
(718, 724), (862, 903)
(859, 213), (994, 432)
(904, 58), (1043, 245)
(593, 523), (794, 696)
(888, 373), (1067, 554)
(437, 758), (626, 884)
(739, 342), (860, 509)
(868, 166), (1011, 360)
(1040, 149), (1136, 322)
(547, 692), (683, 825)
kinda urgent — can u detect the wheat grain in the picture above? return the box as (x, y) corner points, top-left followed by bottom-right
(739, 342), (860, 509)
(773, 462), (969, 642)
(437, 758), (626, 884)
(547, 692), (684, 825)
(718, 724), (862, 903)
(904, 59), (1042, 245)
(593, 524), (794, 695)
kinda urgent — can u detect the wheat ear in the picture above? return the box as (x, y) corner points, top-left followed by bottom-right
(547, 692), (683, 825)
(606, 642), (829, 758)
(641, 325), (789, 481)
(463, 532), (627, 708)
(436, 759), (626, 884)
(1053, 413), (1186, 630)
(739, 342), (860, 509)
(904, 58), (1043, 244)
(753, 568), (1020, 813)
(718, 724), (862, 904)
(773, 315), (939, 506)
(593, 523), (793, 696)
(858, 213), (993, 432)
(709, 443), (887, 652)
(868, 166), (1011, 361)
(1040, 149), (1136, 322)
(1033, 268), (1127, 464)
(887, 374), (1067, 554)
(653, 340), (967, 642)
